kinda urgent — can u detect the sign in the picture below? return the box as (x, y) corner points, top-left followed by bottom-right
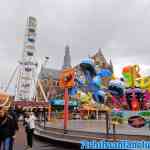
(128, 116), (145, 128)
(59, 68), (75, 88)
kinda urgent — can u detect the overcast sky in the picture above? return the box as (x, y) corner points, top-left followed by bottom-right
(0, 0), (150, 90)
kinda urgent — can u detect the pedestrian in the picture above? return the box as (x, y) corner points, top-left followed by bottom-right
(0, 105), (18, 150)
(8, 106), (19, 148)
(24, 112), (36, 150)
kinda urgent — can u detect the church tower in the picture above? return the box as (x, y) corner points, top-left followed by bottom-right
(62, 45), (71, 69)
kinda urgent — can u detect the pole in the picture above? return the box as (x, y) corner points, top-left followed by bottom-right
(64, 88), (69, 134)
(106, 112), (109, 136)
(38, 80), (48, 102)
(44, 108), (46, 128)
(131, 66), (135, 88)
(96, 109), (98, 120)
(48, 105), (51, 122)
(38, 80), (51, 121)
(113, 123), (116, 141)
(5, 65), (18, 92)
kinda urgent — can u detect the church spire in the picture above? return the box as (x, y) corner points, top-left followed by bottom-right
(62, 45), (71, 69)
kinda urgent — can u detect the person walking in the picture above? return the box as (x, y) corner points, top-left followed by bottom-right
(24, 112), (36, 150)
(0, 106), (18, 150)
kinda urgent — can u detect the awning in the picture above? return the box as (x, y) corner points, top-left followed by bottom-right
(80, 105), (96, 111)
(49, 99), (79, 106)
(13, 101), (48, 108)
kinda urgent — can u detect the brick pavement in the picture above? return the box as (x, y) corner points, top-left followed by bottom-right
(14, 123), (70, 150)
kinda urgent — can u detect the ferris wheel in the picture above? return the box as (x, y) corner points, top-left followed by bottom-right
(15, 16), (38, 101)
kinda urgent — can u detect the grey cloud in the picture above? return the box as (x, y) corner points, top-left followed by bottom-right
(0, 0), (150, 86)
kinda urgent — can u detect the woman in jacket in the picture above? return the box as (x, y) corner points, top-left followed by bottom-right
(24, 112), (36, 150)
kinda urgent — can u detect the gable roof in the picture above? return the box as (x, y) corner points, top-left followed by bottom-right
(38, 67), (61, 80)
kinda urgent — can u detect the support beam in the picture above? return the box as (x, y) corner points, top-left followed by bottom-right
(37, 80), (48, 102)
(5, 65), (18, 92)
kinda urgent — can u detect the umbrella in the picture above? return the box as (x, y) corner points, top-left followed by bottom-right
(92, 76), (101, 88)
(108, 80), (125, 97)
(97, 69), (112, 78)
(80, 58), (96, 77)
(69, 87), (78, 96)
(126, 88), (134, 94)
(92, 90), (105, 103)
(134, 88), (142, 93)
(80, 58), (94, 66)
(126, 88), (142, 94)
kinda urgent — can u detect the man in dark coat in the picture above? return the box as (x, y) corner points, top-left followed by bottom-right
(0, 106), (18, 150)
